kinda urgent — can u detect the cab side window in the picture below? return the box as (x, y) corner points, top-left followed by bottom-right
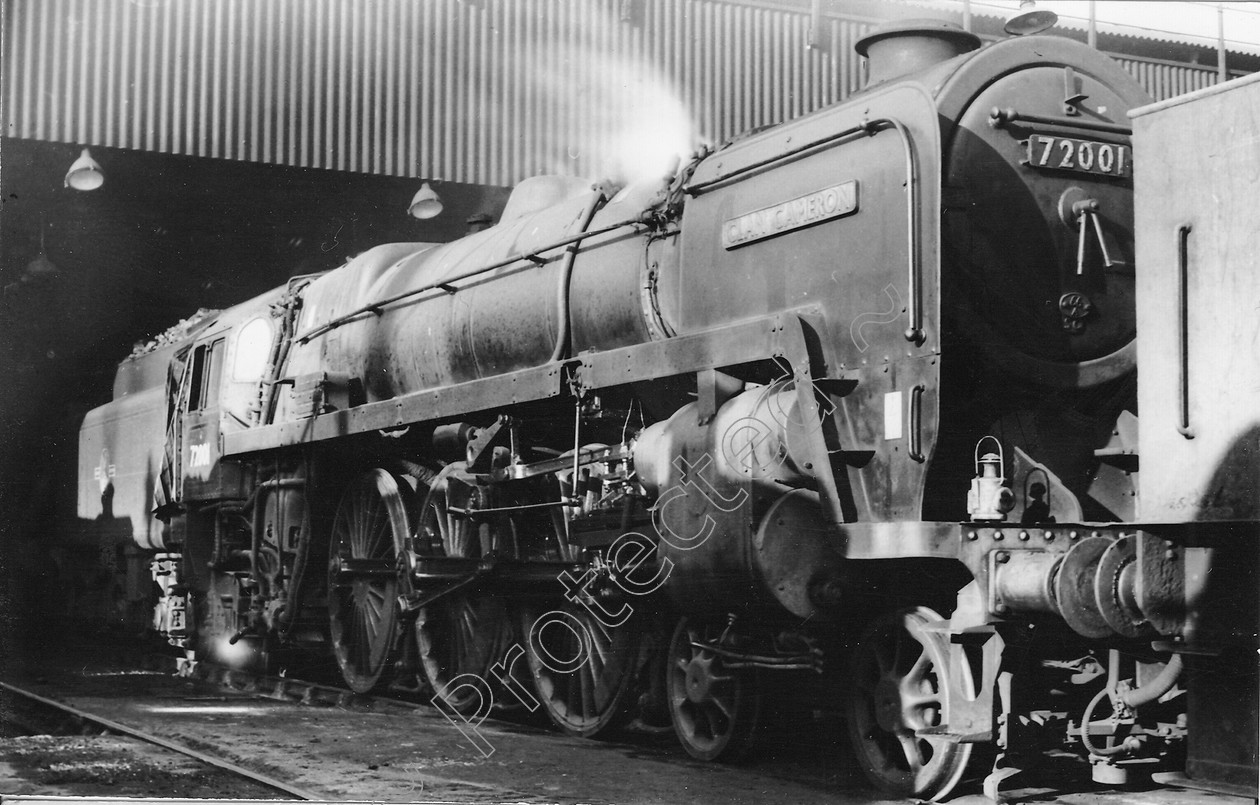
(232, 318), (273, 382)
(186, 339), (225, 412)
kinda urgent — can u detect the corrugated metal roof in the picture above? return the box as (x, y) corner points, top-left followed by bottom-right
(3, 0), (1247, 186)
(893, 0), (1260, 56)
(4, 0), (860, 185)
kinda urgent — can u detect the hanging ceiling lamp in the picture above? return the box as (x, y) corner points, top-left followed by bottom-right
(64, 148), (105, 190)
(1005, 0), (1058, 36)
(407, 182), (443, 219)
(24, 217), (59, 282)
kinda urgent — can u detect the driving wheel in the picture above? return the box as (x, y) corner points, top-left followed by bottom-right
(414, 466), (514, 713)
(521, 602), (645, 738)
(327, 468), (410, 693)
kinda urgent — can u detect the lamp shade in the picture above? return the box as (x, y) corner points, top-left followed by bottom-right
(24, 251), (59, 281)
(408, 182), (443, 219)
(64, 148), (104, 190)
(24, 217), (59, 282)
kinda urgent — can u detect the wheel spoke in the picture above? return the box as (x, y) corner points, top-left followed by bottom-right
(693, 700), (715, 739)
(897, 731), (926, 772)
(564, 651), (580, 717)
(707, 666), (734, 684)
(584, 660), (600, 717)
(905, 649), (931, 684)
(363, 608), (376, 664)
(360, 504), (372, 555)
(458, 604), (476, 643)
(710, 694), (735, 721)
(588, 626), (611, 667)
(360, 505), (375, 556)
(349, 491), (363, 553)
(354, 609), (368, 668)
(371, 516), (389, 557)
(902, 687), (943, 711)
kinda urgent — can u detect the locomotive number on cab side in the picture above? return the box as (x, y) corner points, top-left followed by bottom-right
(1025, 134), (1131, 178)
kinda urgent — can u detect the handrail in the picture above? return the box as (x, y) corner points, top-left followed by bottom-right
(1177, 224), (1195, 439)
(909, 384), (927, 462)
(871, 117), (925, 345)
(684, 120), (873, 196)
(989, 107), (1132, 136)
(293, 215), (646, 345)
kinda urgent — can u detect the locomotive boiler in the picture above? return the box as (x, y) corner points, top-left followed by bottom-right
(78, 19), (1256, 803)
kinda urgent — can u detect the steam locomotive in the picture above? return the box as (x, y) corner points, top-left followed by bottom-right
(78, 19), (1258, 802)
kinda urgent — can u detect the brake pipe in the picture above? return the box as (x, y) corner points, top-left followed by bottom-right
(1080, 651), (1184, 757)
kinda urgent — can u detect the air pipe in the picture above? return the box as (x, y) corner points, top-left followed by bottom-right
(550, 190), (608, 363)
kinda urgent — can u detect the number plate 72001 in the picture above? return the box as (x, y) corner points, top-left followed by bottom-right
(1025, 134), (1131, 178)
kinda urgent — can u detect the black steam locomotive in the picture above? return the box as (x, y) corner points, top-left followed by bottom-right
(78, 19), (1257, 802)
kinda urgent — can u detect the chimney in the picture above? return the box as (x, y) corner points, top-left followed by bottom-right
(855, 19), (982, 86)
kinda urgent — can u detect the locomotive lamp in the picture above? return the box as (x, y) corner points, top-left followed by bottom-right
(968, 436), (1015, 521)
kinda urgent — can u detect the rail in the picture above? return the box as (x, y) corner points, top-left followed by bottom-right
(0, 680), (324, 800)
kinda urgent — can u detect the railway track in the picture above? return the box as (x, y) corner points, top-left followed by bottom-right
(0, 645), (567, 803)
(160, 652), (427, 713)
(145, 658), (1260, 805)
(3, 642), (1254, 805)
(1, 679), (325, 800)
